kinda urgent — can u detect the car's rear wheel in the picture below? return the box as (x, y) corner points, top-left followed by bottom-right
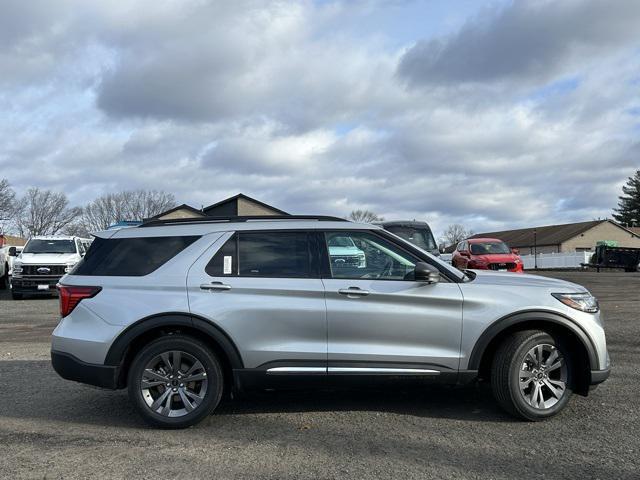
(127, 335), (223, 428)
(491, 330), (572, 421)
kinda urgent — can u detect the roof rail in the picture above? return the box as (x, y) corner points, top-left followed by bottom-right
(140, 215), (348, 228)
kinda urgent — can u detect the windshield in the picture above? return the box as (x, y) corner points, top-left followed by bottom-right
(23, 239), (76, 254)
(385, 226), (437, 251)
(470, 241), (511, 255)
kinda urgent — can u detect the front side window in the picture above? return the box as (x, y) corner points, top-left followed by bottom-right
(325, 231), (417, 280)
(206, 232), (311, 278)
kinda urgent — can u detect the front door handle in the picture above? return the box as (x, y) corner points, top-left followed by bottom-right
(200, 282), (232, 291)
(338, 287), (370, 297)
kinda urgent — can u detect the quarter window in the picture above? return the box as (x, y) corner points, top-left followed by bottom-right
(73, 236), (199, 276)
(324, 231), (417, 280)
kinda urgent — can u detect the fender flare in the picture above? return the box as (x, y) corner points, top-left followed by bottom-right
(104, 312), (244, 370)
(467, 310), (598, 371)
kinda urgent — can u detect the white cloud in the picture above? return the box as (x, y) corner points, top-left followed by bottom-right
(0, 0), (638, 237)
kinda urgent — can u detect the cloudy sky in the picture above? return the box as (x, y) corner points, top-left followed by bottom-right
(1, 0), (639, 235)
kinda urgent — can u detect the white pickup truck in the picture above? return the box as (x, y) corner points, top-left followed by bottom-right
(10, 236), (92, 299)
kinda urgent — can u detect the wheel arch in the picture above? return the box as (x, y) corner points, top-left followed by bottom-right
(469, 310), (596, 395)
(105, 312), (244, 389)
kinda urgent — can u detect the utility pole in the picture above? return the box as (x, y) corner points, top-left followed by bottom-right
(533, 228), (538, 270)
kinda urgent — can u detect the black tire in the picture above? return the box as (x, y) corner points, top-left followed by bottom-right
(491, 330), (573, 421)
(127, 335), (224, 429)
(11, 291), (23, 300)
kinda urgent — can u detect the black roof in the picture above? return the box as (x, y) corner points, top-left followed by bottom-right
(377, 220), (431, 228)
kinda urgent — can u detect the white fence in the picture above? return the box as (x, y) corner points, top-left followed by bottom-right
(521, 252), (592, 270)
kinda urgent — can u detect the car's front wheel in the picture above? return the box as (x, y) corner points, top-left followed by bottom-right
(491, 330), (573, 420)
(127, 335), (224, 428)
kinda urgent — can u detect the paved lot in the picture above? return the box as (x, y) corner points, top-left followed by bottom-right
(0, 272), (638, 479)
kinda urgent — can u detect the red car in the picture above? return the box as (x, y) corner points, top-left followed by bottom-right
(452, 237), (523, 273)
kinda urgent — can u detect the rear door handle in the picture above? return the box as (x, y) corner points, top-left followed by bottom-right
(200, 282), (231, 291)
(338, 287), (370, 297)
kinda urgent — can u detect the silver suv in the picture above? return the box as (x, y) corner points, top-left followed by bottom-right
(51, 216), (610, 428)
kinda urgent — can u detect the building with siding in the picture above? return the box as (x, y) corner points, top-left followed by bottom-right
(470, 220), (640, 254)
(0, 234), (27, 247)
(147, 193), (288, 222)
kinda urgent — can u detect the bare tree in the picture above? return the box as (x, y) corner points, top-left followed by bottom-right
(81, 190), (176, 232)
(0, 179), (17, 232)
(15, 188), (82, 237)
(348, 209), (384, 223)
(439, 224), (473, 247)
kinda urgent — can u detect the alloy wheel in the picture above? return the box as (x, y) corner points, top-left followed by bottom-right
(140, 350), (208, 417)
(518, 343), (568, 410)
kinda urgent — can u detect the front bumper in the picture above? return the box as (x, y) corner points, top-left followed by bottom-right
(51, 350), (119, 389)
(590, 367), (610, 385)
(472, 263), (523, 273)
(11, 276), (61, 294)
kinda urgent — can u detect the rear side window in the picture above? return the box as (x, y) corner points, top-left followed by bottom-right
(205, 232), (311, 278)
(206, 235), (238, 276)
(73, 236), (199, 276)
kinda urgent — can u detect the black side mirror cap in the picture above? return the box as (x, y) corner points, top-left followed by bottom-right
(8, 247), (17, 257)
(414, 262), (440, 284)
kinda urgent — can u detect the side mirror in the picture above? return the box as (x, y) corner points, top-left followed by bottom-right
(460, 250), (470, 257)
(414, 262), (440, 284)
(8, 247), (17, 257)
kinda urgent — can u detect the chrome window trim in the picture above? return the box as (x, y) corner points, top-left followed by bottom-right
(328, 367), (439, 375)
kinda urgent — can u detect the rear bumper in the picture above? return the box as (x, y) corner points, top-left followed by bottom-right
(51, 350), (119, 389)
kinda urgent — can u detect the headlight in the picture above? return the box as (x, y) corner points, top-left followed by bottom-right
(13, 263), (22, 274)
(552, 292), (599, 313)
(65, 263), (77, 273)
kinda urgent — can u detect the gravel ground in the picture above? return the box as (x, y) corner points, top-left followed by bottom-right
(0, 272), (638, 479)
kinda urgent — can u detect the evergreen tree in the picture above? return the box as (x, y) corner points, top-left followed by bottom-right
(613, 170), (640, 226)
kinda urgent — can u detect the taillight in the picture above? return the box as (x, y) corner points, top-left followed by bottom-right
(57, 284), (102, 317)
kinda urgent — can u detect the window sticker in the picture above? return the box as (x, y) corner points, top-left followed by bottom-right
(223, 256), (232, 274)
